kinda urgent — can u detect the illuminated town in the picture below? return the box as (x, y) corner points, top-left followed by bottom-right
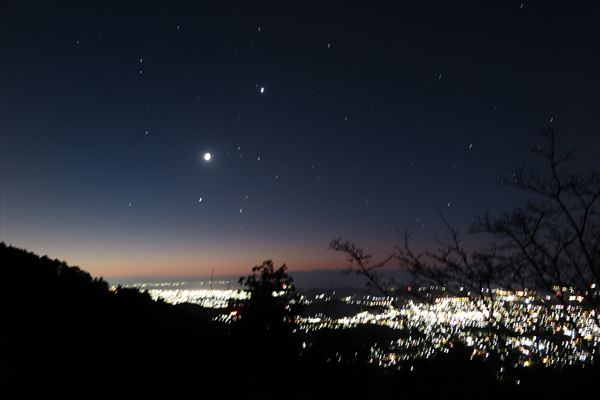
(116, 281), (600, 370)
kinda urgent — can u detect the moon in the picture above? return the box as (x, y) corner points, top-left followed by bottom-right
(203, 152), (211, 161)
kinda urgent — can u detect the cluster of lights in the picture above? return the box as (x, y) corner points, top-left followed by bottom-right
(341, 295), (396, 307)
(146, 288), (249, 308)
(296, 294), (599, 368)
(118, 280), (231, 289)
(118, 283), (599, 369)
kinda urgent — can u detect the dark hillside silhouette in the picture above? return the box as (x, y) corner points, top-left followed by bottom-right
(1, 242), (597, 397)
(0, 243), (233, 397)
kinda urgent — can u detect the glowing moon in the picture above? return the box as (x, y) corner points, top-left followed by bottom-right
(203, 152), (211, 161)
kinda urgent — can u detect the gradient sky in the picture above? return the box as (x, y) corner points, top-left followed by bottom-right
(1, 1), (599, 279)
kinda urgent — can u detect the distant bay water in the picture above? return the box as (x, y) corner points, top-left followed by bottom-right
(108, 268), (410, 292)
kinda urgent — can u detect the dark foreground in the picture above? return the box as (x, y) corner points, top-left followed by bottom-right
(1, 243), (596, 398)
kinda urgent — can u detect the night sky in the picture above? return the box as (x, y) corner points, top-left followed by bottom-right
(1, 1), (599, 279)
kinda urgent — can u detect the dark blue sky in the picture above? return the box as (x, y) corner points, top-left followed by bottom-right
(1, 1), (599, 278)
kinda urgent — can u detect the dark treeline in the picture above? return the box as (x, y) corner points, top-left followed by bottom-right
(0, 242), (596, 398)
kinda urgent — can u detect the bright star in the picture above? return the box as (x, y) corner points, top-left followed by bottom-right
(203, 152), (211, 161)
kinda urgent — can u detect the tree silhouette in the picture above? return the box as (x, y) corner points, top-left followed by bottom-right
(472, 128), (600, 325)
(1, 242), (259, 398)
(237, 260), (299, 334)
(231, 260), (302, 395)
(398, 128), (599, 328)
(331, 126), (600, 367)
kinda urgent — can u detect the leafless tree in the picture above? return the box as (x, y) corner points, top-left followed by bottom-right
(329, 238), (396, 298)
(472, 127), (600, 327)
(331, 214), (518, 348)
(331, 126), (600, 364)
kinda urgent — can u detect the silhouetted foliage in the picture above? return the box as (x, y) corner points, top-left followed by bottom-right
(473, 128), (600, 325)
(2, 241), (597, 397)
(237, 260), (300, 334)
(397, 127), (600, 333)
(329, 238), (397, 300)
(331, 126), (600, 368)
(0, 242), (229, 397)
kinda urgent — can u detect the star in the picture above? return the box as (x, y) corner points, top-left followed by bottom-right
(203, 152), (211, 161)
